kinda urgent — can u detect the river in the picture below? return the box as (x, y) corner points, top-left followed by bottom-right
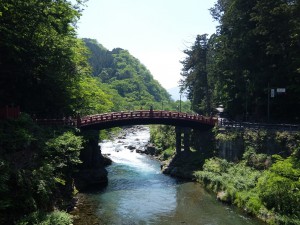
(72, 126), (265, 225)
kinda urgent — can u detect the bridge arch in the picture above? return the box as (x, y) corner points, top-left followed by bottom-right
(78, 110), (216, 131)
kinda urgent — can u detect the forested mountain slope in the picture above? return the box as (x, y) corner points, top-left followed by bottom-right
(83, 38), (171, 110)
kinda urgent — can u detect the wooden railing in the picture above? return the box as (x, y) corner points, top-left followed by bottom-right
(36, 110), (216, 127)
(79, 110), (217, 127)
(0, 106), (20, 119)
(35, 118), (76, 126)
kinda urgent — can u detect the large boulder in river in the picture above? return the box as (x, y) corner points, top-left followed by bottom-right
(145, 143), (157, 155)
(74, 130), (112, 191)
(127, 145), (136, 150)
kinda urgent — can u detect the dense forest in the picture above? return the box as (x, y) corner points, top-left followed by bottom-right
(0, 0), (178, 224)
(83, 38), (171, 109)
(0, 1), (99, 224)
(180, 0), (300, 122)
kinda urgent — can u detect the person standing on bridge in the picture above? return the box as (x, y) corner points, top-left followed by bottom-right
(150, 105), (153, 117)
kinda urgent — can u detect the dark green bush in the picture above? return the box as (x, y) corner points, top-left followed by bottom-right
(17, 210), (72, 225)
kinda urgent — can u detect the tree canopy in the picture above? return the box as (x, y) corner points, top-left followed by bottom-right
(180, 0), (300, 122)
(0, 0), (93, 116)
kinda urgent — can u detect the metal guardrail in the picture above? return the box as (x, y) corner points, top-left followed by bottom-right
(218, 119), (300, 131)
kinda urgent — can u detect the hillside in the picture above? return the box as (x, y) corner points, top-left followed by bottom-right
(83, 38), (171, 110)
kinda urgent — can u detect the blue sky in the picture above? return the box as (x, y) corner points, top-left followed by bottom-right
(75, 0), (218, 89)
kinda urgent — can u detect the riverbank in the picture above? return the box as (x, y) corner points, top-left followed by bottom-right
(148, 125), (300, 225)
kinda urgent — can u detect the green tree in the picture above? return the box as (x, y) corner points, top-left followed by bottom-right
(0, 0), (89, 116)
(210, 0), (300, 121)
(180, 34), (211, 115)
(71, 75), (114, 115)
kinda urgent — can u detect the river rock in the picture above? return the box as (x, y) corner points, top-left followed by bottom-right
(136, 149), (144, 153)
(74, 168), (108, 191)
(217, 191), (230, 203)
(145, 143), (157, 155)
(127, 145), (136, 150)
(161, 152), (203, 180)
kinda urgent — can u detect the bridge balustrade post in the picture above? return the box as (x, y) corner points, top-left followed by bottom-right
(150, 106), (153, 117)
(76, 115), (81, 128)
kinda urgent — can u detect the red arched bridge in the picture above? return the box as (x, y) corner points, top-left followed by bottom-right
(36, 110), (217, 130)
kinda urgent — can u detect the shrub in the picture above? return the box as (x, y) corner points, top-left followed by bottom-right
(257, 156), (300, 217)
(17, 210), (72, 225)
(234, 190), (264, 215)
(162, 147), (175, 160)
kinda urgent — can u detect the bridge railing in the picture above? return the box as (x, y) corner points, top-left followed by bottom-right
(0, 106), (20, 119)
(79, 110), (217, 127)
(34, 110), (217, 127)
(35, 118), (76, 126)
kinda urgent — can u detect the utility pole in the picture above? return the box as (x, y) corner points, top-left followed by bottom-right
(267, 83), (270, 122)
(245, 79), (248, 122)
(179, 92), (182, 112)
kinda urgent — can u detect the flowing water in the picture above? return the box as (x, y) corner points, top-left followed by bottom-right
(72, 126), (265, 225)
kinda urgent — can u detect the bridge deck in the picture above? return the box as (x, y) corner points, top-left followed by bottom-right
(79, 110), (216, 130)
